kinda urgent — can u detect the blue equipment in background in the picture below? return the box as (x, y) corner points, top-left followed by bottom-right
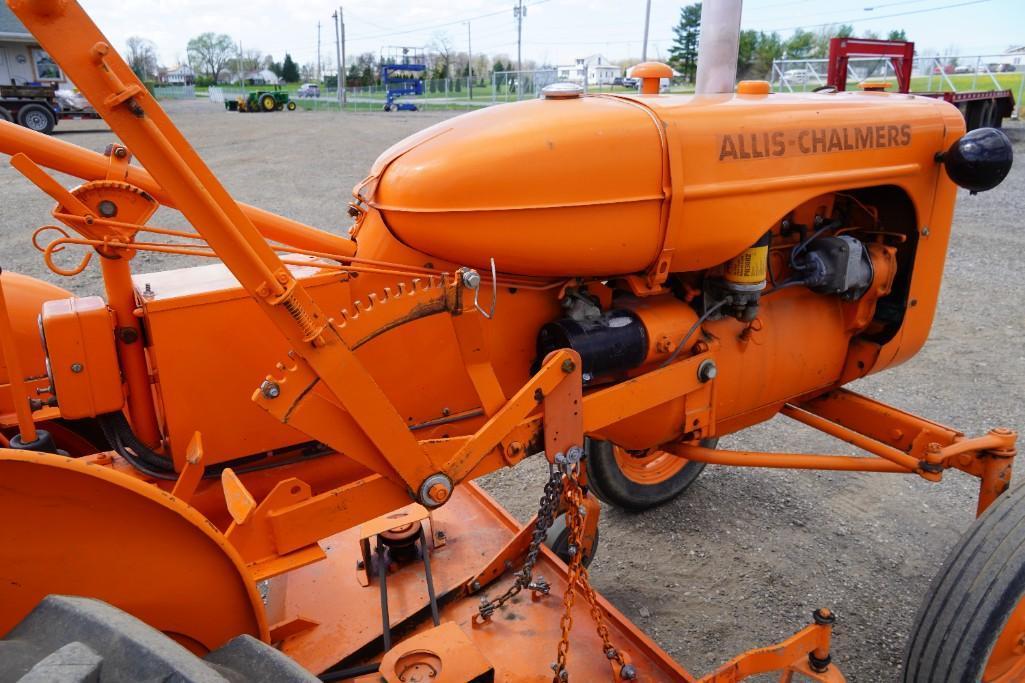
(380, 47), (426, 112)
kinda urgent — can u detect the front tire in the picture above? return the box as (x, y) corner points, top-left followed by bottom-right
(904, 484), (1025, 682)
(286, 101), (296, 111)
(584, 439), (714, 511)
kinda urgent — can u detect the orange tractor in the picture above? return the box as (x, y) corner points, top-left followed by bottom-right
(0, 1), (1020, 681)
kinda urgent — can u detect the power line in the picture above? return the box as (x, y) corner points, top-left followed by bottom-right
(345, 0), (550, 43)
(765, 0), (996, 31)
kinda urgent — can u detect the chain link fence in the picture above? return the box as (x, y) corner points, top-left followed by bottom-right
(770, 54), (1025, 117)
(151, 85), (195, 100)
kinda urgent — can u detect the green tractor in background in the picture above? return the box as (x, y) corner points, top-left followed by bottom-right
(225, 90), (297, 113)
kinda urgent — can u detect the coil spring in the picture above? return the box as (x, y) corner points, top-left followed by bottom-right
(282, 291), (322, 341)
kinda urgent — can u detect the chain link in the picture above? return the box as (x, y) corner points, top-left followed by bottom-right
(478, 464), (563, 619)
(552, 465), (633, 682)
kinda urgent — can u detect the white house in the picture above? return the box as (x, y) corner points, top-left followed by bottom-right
(556, 55), (621, 86)
(0, 5), (74, 88)
(163, 64), (195, 85)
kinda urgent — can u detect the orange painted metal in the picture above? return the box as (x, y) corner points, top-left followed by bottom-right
(0, 273), (39, 442)
(0, 272), (68, 429)
(0, 449), (268, 652)
(38, 296), (123, 420)
(367, 621), (495, 683)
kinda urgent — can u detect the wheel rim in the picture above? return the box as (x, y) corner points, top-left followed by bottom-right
(612, 446), (688, 485)
(23, 110), (48, 130)
(984, 597), (1025, 682)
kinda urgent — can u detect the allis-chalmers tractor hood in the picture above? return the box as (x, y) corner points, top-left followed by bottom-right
(363, 90), (957, 278)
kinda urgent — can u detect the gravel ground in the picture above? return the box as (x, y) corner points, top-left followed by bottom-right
(2, 100), (1023, 681)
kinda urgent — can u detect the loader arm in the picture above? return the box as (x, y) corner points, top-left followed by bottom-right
(6, 0), (447, 503)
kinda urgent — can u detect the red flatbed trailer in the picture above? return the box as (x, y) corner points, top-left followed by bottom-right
(828, 38), (1015, 130)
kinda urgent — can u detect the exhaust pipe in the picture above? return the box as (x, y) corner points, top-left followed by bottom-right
(695, 0), (744, 94)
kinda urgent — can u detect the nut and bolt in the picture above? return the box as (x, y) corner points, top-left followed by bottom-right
(461, 270), (481, 289)
(260, 380), (281, 399)
(470, 580), (481, 592)
(427, 483), (450, 504)
(420, 474), (453, 507)
(142, 283), (154, 299)
(697, 359), (718, 383)
(921, 226), (930, 236)
(561, 358), (576, 373)
(70, 363), (83, 373)
(620, 664), (637, 680)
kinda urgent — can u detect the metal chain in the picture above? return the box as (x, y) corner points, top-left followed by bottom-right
(552, 466), (635, 682)
(478, 464), (563, 619)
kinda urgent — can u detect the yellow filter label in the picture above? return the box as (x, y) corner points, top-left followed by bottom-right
(724, 245), (768, 284)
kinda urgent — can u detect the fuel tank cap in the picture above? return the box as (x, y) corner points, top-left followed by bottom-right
(542, 82), (584, 99)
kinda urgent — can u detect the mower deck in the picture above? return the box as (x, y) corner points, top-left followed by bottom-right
(274, 481), (694, 680)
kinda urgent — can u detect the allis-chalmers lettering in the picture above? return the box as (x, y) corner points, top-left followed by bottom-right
(718, 124), (912, 161)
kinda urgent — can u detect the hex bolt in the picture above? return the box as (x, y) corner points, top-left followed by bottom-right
(260, 380), (281, 399)
(70, 363), (83, 373)
(427, 483), (450, 503)
(561, 358), (576, 373)
(921, 226), (930, 236)
(471, 580), (481, 592)
(462, 270), (481, 290)
(697, 359), (718, 383)
(620, 664), (637, 680)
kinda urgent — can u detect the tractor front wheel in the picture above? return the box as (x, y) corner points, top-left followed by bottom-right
(286, 101), (296, 111)
(584, 439), (713, 511)
(904, 483), (1025, 682)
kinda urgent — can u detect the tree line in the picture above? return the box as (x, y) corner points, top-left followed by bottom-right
(126, 6), (916, 88)
(126, 29), (536, 88)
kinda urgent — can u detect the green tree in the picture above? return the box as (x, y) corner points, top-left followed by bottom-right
(281, 53), (300, 83)
(493, 59), (505, 73)
(784, 29), (816, 59)
(755, 32), (783, 77)
(187, 32), (234, 82)
(668, 3), (701, 81)
(887, 29), (908, 41)
(737, 31), (784, 80)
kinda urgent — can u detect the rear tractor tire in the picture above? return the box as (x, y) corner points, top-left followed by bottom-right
(0, 595), (316, 682)
(584, 438), (714, 511)
(261, 94), (276, 112)
(904, 483), (1025, 682)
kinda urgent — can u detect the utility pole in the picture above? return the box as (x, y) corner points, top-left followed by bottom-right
(333, 7), (345, 107)
(513, 0), (525, 72)
(466, 21), (472, 100)
(642, 0), (651, 62)
(237, 40), (243, 86)
(317, 21), (322, 82)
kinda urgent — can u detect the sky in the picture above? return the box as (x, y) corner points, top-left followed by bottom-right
(79, 0), (1025, 71)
